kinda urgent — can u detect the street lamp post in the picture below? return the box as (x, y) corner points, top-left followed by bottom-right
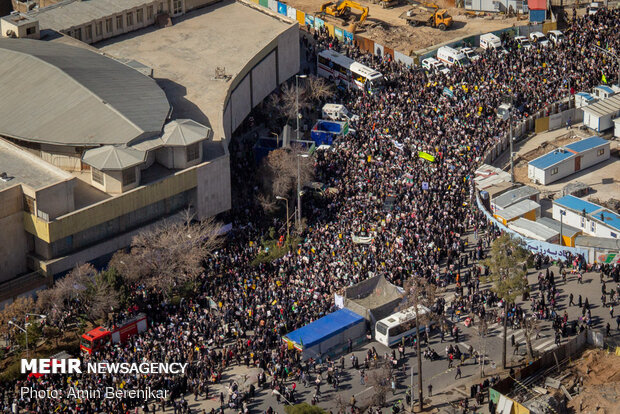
(295, 74), (307, 142)
(275, 196), (290, 241)
(296, 153), (309, 229)
(593, 44), (620, 87)
(9, 313), (46, 360)
(271, 132), (280, 148)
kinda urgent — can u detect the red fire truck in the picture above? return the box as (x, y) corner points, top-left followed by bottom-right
(80, 313), (147, 354)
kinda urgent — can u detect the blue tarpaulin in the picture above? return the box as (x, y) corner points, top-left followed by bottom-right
(284, 308), (364, 349)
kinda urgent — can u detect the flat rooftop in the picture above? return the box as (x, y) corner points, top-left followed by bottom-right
(99, 0), (295, 140)
(0, 138), (71, 192)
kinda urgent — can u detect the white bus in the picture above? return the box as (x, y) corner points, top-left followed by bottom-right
(317, 49), (384, 93)
(375, 305), (431, 347)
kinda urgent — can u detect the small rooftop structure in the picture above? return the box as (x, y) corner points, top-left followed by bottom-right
(82, 145), (145, 171)
(553, 195), (620, 237)
(160, 119), (213, 147)
(474, 164), (512, 190)
(582, 94), (620, 132)
(494, 199), (541, 224)
(508, 217), (559, 242)
(342, 275), (404, 325)
(491, 185), (540, 211)
(575, 235), (620, 250)
(537, 217), (581, 238)
(553, 195), (604, 215)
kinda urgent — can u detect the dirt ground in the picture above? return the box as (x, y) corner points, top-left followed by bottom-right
(285, 0), (530, 52)
(564, 349), (620, 413)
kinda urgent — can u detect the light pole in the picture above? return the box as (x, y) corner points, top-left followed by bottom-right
(559, 209), (566, 246)
(9, 313), (46, 359)
(276, 196), (290, 241)
(593, 44), (620, 87)
(296, 153), (309, 229)
(271, 132), (280, 148)
(295, 74), (307, 142)
(509, 106), (514, 183)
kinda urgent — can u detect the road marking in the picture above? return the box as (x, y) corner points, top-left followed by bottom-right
(354, 386), (374, 397)
(534, 339), (555, 351)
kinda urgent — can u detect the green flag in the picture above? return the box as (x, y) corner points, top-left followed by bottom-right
(602, 73), (607, 84)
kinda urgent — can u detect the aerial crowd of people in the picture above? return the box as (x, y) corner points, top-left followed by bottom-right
(2, 6), (620, 414)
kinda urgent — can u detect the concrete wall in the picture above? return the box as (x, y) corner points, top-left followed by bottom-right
(184, 0), (221, 11)
(277, 23), (300, 86)
(34, 179), (75, 220)
(230, 74), (252, 132)
(0, 185), (28, 281)
(39, 144), (82, 172)
(251, 50), (277, 107)
(196, 152), (231, 219)
(102, 168), (141, 194)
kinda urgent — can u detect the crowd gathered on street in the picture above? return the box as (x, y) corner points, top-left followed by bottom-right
(2, 7), (620, 414)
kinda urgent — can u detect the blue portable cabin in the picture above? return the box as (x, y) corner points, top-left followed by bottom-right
(283, 308), (365, 360)
(310, 120), (349, 146)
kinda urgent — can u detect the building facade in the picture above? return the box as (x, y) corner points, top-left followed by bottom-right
(552, 195), (620, 240)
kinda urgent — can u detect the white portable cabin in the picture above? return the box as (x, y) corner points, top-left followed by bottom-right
(508, 218), (559, 243)
(491, 185), (540, 212)
(480, 33), (502, 49)
(592, 85), (617, 100)
(614, 117), (620, 138)
(582, 94), (620, 132)
(528, 137), (610, 185)
(574, 92), (597, 109)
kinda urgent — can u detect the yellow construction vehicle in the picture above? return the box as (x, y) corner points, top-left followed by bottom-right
(320, 1), (369, 24)
(400, 7), (453, 30)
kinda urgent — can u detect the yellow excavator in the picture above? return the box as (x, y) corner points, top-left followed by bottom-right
(320, 1), (369, 32)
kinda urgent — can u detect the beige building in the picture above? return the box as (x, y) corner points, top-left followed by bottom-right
(19, 0), (220, 44)
(0, 38), (231, 306)
(0, 11), (39, 38)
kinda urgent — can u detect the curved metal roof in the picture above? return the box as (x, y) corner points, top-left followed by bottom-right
(0, 38), (170, 147)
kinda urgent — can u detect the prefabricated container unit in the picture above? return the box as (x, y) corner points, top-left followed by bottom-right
(537, 217), (582, 247)
(491, 185), (540, 212)
(466, 0), (527, 13)
(508, 218), (559, 243)
(582, 94), (620, 132)
(311, 120), (349, 146)
(493, 199), (541, 225)
(528, 137), (610, 185)
(575, 92), (597, 109)
(282, 308), (365, 360)
(592, 85), (617, 100)
(614, 117), (620, 138)
(529, 9), (546, 22)
(553, 195), (620, 239)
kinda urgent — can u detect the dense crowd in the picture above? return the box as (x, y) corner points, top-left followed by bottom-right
(3, 7), (620, 414)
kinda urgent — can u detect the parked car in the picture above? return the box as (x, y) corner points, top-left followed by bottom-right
(529, 32), (550, 47)
(421, 57), (450, 75)
(547, 30), (565, 45)
(514, 36), (532, 50)
(588, 1), (602, 15)
(458, 47), (480, 62)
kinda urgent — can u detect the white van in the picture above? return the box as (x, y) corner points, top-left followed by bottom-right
(547, 30), (565, 45)
(322, 104), (359, 122)
(459, 47), (480, 62)
(480, 33), (502, 50)
(436, 46), (470, 68)
(515, 36), (532, 50)
(421, 57), (450, 75)
(529, 32), (550, 47)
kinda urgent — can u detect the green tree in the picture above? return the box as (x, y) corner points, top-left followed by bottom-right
(284, 403), (326, 414)
(483, 233), (529, 368)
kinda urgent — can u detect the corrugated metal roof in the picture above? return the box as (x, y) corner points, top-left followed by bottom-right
(553, 195), (601, 214)
(159, 119), (212, 147)
(0, 38), (169, 146)
(536, 217), (581, 238)
(509, 218), (559, 241)
(82, 145), (145, 170)
(582, 94), (620, 117)
(496, 199), (540, 221)
(594, 85), (615, 95)
(493, 185), (539, 209)
(590, 208), (620, 232)
(27, 0), (155, 32)
(528, 148), (573, 169)
(564, 136), (608, 153)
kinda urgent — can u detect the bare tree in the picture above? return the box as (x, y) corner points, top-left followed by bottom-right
(257, 146), (314, 212)
(400, 277), (438, 411)
(521, 314), (539, 360)
(482, 233), (529, 368)
(0, 297), (35, 337)
(306, 75), (334, 103)
(367, 360), (393, 408)
(279, 82), (310, 121)
(110, 210), (223, 295)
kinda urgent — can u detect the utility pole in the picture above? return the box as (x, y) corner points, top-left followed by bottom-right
(276, 196), (290, 241)
(9, 313), (46, 360)
(295, 74), (307, 142)
(559, 209), (565, 246)
(509, 107), (514, 183)
(296, 153), (309, 229)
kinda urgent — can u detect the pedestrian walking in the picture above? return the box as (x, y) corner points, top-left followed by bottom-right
(569, 293), (574, 306)
(455, 366), (462, 379)
(428, 384), (433, 397)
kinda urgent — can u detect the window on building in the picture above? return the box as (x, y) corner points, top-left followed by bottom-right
(611, 232), (618, 238)
(116, 15), (123, 30)
(74, 28), (82, 41)
(106, 18), (113, 33)
(85, 25), (92, 40)
(127, 12), (134, 27)
(591, 221), (596, 232)
(96, 21), (102, 36)
(23, 195), (35, 214)
(597, 148), (605, 156)
(550, 167), (558, 175)
(147, 5), (154, 20)
(186, 143), (200, 162)
(580, 217), (585, 228)
(137, 8), (144, 23)
(92, 168), (104, 185)
(173, 0), (183, 14)
(26, 26), (36, 35)
(122, 168), (136, 186)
